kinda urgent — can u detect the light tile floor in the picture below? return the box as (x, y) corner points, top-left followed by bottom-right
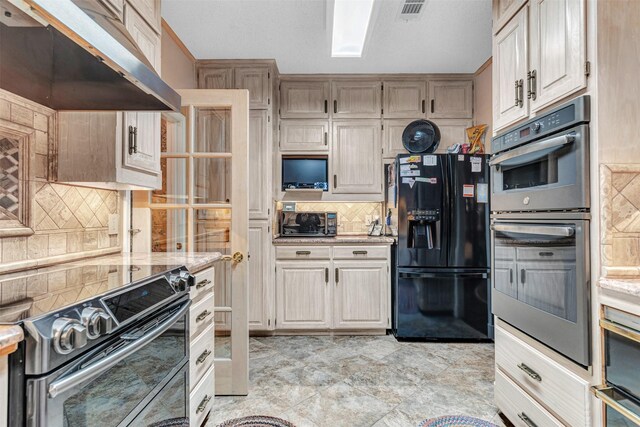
(207, 335), (507, 427)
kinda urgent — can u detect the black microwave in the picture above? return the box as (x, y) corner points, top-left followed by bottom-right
(282, 156), (328, 191)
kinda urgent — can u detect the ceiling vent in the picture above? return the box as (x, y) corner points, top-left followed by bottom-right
(398, 0), (425, 20)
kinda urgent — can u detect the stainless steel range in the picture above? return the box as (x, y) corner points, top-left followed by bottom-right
(3, 262), (193, 427)
(490, 95), (591, 367)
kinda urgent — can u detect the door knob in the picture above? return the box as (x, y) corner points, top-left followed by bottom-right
(222, 252), (244, 263)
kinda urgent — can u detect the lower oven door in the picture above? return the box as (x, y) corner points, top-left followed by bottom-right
(491, 219), (590, 366)
(26, 298), (190, 427)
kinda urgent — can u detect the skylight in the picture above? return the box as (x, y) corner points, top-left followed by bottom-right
(331, 0), (375, 57)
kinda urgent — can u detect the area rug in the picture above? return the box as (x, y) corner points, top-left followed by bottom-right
(216, 415), (296, 427)
(419, 415), (498, 427)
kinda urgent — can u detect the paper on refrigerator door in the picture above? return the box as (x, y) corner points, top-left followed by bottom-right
(399, 155), (422, 164)
(402, 177), (416, 188)
(423, 155), (437, 166)
(477, 183), (488, 203)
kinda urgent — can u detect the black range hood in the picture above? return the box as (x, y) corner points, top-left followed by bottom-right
(0, 0), (180, 111)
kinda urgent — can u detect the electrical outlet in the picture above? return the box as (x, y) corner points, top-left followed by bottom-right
(108, 214), (119, 235)
(365, 215), (372, 225)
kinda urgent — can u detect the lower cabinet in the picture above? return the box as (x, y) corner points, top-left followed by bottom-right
(334, 261), (389, 329)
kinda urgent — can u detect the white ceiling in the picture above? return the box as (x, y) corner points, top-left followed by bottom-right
(162, 0), (492, 74)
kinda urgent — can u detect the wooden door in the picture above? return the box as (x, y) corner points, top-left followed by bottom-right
(492, 0), (528, 34)
(180, 89), (249, 396)
(333, 261), (388, 329)
(235, 67), (270, 109)
(279, 120), (329, 152)
(383, 81), (426, 118)
(275, 261), (331, 329)
(332, 81), (382, 119)
(427, 80), (473, 119)
(248, 110), (270, 219)
(122, 112), (161, 174)
(493, 5), (529, 132)
(382, 118), (412, 159)
(529, 0), (586, 113)
(248, 221), (272, 330)
(198, 68), (234, 90)
(436, 119), (474, 153)
(331, 121), (382, 194)
(280, 81), (330, 118)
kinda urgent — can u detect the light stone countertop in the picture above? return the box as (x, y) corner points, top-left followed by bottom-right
(0, 325), (23, 355)
(599, 277), (640, 298)
(273, 235), (396, 245)
(106, 252), (223, 273)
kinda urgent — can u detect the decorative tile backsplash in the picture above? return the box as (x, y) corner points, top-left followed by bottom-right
(276, 202), (383, 234)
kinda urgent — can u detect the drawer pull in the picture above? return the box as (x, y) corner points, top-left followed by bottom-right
(196, 395), (212, 414)
(352, 250), (368, 255)
(538, 251), (554, 257)
(196, 279), (211, 289)
(517, 412), (538, 427)
(196, 310), (212, 323)
(196, 349), (212, 365)
(296, 250), (311, 256)
(517, 363), (542, 382)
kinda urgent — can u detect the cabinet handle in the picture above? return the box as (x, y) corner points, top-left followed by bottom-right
(335, 268), (339, 284)
(352, 250), (368, 255)
(196, 310), (212, 323)
(538, 251), (554, 257)
(509, 268), (513, 284)
(295, 250), (311, 255)
(324, 132), (328, 145)
(530, 69), (537, 100)
(517, 412), (538, 427)
(324, 99), (328, 113)
(514, 80), (520, 107)
(196, 349), (212, 365)
(325, 267), (329, 283)
(517, 363), (542, 382)
(518, 79), (524, 107)
(196, 395), (212, 414)
(520, 269), (526, 284)
(333, 174), (337, 189)
(430, 99), (434, 113)
(421, 99), (426, 113)
(333, 100), (337, 114)
(527, 71), (532, 99)
(128, 125), (135, 155)
(196, 279), (211, 289)
(133, 126), (138, 153)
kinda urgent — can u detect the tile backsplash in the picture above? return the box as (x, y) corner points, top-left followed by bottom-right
(276, 202), (383, 235)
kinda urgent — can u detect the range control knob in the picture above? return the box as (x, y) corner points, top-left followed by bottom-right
(81, 307), (113, 339)
(173, 271), (193, 292)
(531, 122), (542, 133)
(52, 318), (87, 354)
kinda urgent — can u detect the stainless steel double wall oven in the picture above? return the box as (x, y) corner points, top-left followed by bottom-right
(490, 96), (591, 367)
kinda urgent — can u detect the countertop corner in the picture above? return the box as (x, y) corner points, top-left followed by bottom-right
(0, 325), (24, 355)
(598, 276), (640, 298)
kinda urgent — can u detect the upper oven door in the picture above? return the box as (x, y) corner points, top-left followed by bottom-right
(490, 124), (589, 212)
(26, 298), (190, 427)
(491, 218), (590, 367)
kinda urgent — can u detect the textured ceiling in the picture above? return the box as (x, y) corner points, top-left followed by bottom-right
(162, 0), (492, 74)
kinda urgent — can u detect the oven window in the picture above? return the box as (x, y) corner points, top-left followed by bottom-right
(501, 152), (560, 190)
(60, 316), (187, 426)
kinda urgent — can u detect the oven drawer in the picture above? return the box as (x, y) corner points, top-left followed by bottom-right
(190, 293), (215, 339)
(495, 324), (590, 426)
(332, 246), (388, 260)
(275, 246), (331, 260)
(190, 322), (215, 392)
(495, 369), (563, 427)
(191, 267), (214, 304)
(516, 247), (575, 261)
(190, 365), (214, 427)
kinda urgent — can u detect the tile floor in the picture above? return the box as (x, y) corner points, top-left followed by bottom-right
(207, 335), (506, 427)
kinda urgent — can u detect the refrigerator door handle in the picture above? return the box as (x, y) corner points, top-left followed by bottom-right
(399, 272), (488, 279)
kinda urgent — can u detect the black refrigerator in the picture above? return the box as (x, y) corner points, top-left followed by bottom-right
(393, 153), (492, 341)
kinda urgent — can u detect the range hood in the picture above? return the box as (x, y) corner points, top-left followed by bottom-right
(0, 0), (180, 111)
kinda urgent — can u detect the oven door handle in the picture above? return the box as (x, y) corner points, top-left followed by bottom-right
(592, 385), (640, 426)
(489, 133), (575, 167)
(491, 223), (575, 237)
(48, 300), (191, 399)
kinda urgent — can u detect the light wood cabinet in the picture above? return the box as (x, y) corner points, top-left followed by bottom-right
(100, 0), (124, 21)
(124, 4), (160, 71)
(382, 118), (412, 159)
(280, 80), (330, 118)
(331, 120), (382, 194)
(235, 67), (270, 109)
(332, 81), (382, 119)
(279, 120), (329, 152)
(126, 0), (161, 33)
(333, 261), (389, 329)
(248, 221), (272, 330)
(492, 0), (527, 34)
(249, 110), (270, 219)
(275, 261), (331, 330)
(383, 81), (426, 118)
(436, 119), (473, 152)
(122, 112), (161, 175)
(427, 80), (473, 119)
(198, 68), (234, 89)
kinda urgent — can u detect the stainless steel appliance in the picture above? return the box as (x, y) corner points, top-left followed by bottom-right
(5, 263), (193, 426)
(593, 307), (640, 426)
(279, 211), (337, 237)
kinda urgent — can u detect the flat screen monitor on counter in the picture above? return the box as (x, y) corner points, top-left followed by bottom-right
(282, 156), (328, 191)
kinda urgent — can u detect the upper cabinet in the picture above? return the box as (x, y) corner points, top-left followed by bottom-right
(235, 67), (270, 109)
(249, 110), (271, 219)
(123, 112), (161, 175)
(198, 68), (234, 89)
(280, 81), (330, 119)
(492, 0), (527, 34)
(383, 81), (426, 118)
(427, 80), (473, 119)
(100, 0), (125, 21)
(126, 0), (161, 33)
(332, 81), (382, 119)
(124, 3), (161, 71)
(280, 120), (329, 152)
(436, 119), (474, 152)
(331, 120), (382, 194)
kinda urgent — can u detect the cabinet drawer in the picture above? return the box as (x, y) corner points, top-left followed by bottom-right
(191, 267), (214, 304)
(495, 369), (563, 427)
(190, 293), (215, 339)
(494, 246), (516, 261)
(516, 247), (576, 261)
(190, 322), (214, 392)
(275, 246), (331, 260)
(495, 325), (590, 426)
(190, 365), (214, 427)
(332, 246), (389, 260)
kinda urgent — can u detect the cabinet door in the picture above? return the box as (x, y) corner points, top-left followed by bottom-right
(382, 118), (412, 159)
(332, 81), (382, 119)
(334, 261), (389, 329)
(279, 120), (329, 152)
(235, 67), (270, 109)
(493, 5), (529, 132)
(427, 80), (473, 119)
(280, 81), (330, 118)
(529, 0), (586, 113)
(127, 0), (160, 33)
(436, 119), (474, 153)
(331, 121), (382, 194)
(248, 110), (270, 219)
(100, 0), (124, 21)
(492, 0), (528, 34)
(122, 112), (161, 175)
(275, 262), (331, 329)
(494, 260), (517, 298)
(124, 4), (160, 72)
(198, 68), (234, 89)
(383, 81), (426, 118)
(248, 221), (272, 330)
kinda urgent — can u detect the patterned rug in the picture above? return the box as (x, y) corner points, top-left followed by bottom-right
(216, 416), (296, 427)
(419, 415), (498, 427)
